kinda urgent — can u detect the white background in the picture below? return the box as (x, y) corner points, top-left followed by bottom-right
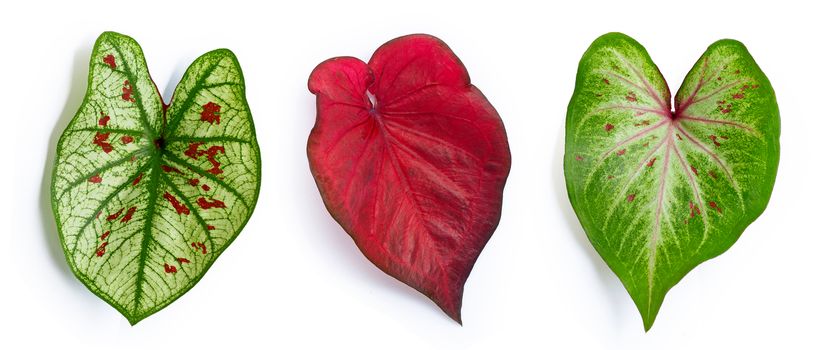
(3, 1), (817, 348)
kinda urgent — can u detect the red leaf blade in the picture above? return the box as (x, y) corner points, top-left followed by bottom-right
(308, 34), (511, 322)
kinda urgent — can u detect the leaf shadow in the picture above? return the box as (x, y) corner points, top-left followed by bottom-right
(550, 126), (629, 323)
(39, 46), (91, 283)
(161, 63), (187, 104)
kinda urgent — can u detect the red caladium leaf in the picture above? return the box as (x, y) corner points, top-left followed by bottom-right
(307, 34), (511, 323)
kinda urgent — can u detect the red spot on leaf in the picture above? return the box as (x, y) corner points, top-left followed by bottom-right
(184, 143), (226, 175)
(709, 201), (723, 214)
(197, 197), (226, 210)
(732, 93), (745, 99)
(188, 178), (200, 187)
(691, 166), (699, 176)
(603, 78), (610, 85)
(627, 194), (635, 202)
(207, 225), (216, 230)
(634, 120), (650, 127)
(89, 175), (102, 183)
(184, 142), (203, 159)
(132, 173), (143, 186)
(95, 242), (109, 257)
(164, 263), (177, 274)
(122, 80), (135, 102)
(103, 54), (116, 69)
(163, 192), (190, 215)
(121, 135), (133, 144)
(625, 91), (637, 102)
(688, 201), (701, 219)
(93, 132), (113, 153)
(161, 165), (183, 174)
(99, 113), (110, 127)
(734, 69), (740, 74)
(200, 102), (222, 124)
(191, 242), (207, 255)
(201, 184), (211, 191)
(708, 170), (718, 179)
(604, 123), (614, 132)
(708, 135), (722, 147)
(646, 157), (656, 167)
(106, 208), (123, 221)
(100, 230), (110, 241)
(120, 206), (137, 223)
(575, 155), (584, 161)
(177, 257), (190, 264)
(616, 149), (626, 156)
(718, 102), (733, 114)
(676, 133), (683, 141)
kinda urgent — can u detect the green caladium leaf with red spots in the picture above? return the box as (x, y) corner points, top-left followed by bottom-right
(564, 33), (779, 330)
(51, 32), (261, 325)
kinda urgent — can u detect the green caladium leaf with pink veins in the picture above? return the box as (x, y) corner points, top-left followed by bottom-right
(564, 33), (779, 330)
(51, 32), (261, 324)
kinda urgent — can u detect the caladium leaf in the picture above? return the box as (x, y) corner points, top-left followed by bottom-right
(51, 32), (261, 324)
(565, 33), (779, 330)
(307, 34), (511, 323)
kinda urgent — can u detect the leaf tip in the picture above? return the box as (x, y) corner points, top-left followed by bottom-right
(636, 294), (663, 332)
(430, 289), (465, 325)
(123, 311), (145, 326)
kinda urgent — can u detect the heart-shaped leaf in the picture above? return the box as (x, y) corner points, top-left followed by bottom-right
(565, 33), (779, 330)
(307, 34), (511, 323)
(51, 32), (261, 324)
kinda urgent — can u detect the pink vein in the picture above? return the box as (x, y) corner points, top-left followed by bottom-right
(677, 115), (756, 133)
(602, 119), (670, 158)
(670, 138), (707, 224)
(606, 71), (658, 105)
(602, 130), (668, 228)
(675, 124), (737, 187)
(648, 128), (673, 312)
(676, 57), (716, 112)
(613, 51), (669, 110)
(595, 104), (671, 118)
(681, 79), (745, 113)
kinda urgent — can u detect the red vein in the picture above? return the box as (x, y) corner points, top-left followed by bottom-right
(338, 121), (378, 203)
(682, 79), (745, 112)
(595, 104), (671, 118)
(677, 57), (717, 112)
(612, 51), (669, 110)
(606, 71), (656, 102)
(322, 113), (372, 156)
(602, 119), (669, 158)
(674, 124), (737, 187)
(677, 115), (756, 133)
(602, 129), (668, 228)
(647, 128), (673, 315)
(670, 141), (708, 234)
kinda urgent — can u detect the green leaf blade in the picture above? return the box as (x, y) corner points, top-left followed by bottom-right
(52, 33), (261, 324)
(565, 33), (779, 330)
